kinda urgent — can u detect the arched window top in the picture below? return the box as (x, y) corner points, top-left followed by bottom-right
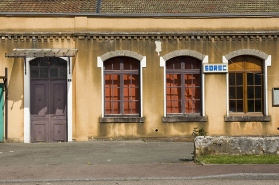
(104, 57), (139, 71)
(225, 49), (269, 61)
(30, 57), (67, 79)
(166, 56), (201, 71)
(163, 50), (205, 62)
(229, 55), (262, 72)
(100, 50), (144, 62)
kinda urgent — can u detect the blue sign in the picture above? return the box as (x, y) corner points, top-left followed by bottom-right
(204, 64), (228, 73)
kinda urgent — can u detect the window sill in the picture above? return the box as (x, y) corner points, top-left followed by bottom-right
(100, 117), (145, 123)
(162, 115), (208, 123)
(225, 116), (271, 122)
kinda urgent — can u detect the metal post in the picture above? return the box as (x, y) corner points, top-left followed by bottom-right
(5, 68), (7, 140)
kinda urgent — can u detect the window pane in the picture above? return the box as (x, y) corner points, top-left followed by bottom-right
(192, 59), (200, 69)
(40, 68), (48, 78)
(236, 73), (243, 85)
(112, 75), (120, 87)
(113, 88), (120, 100)
(174, 57), (181, 69)
(193, 74), (200, 86)
(255, 100), (262, 112)
(248, 100), (254, 112)
(174, 101), (181, 113)
(105, 75), (112, 87)
(185, 74), (192, 87)
(236, 87), (243, 99)
(166, 101), (172, 113)
(124, 74), (130, 88)
(166, 74), (173, 86)
(185, 87), (191, 100)
(123, 57), (130, 70)
(131, 88), (139, 100)
(185, 60), (191, 69)
(247, 86), (254, 99)
(193, 87), (200, 100)
(113, 102), (120, 114)
(50, 68), (58, 78)
(30, 60), (39, 66)
(255, 86), (261, 99)
(58, 58), (67, 67)
(113, 58), (120, 70)
(229, 73), (235, 85)
(255, 74), (261, 85)
(166, 87), (171, 100)
(174, 87), (181, 100)
(30, 68), (39, 78)
(124, 101), (131, 114)
(132, 101), (139, 114)
(237, 100), (243, 112)
(60, 68), (67, 79)
(193, 100), (200, 113)
(105, 88), (112, 100)
(174, 74), (181, 87)
(132, 74), (139, 87)
(166, 60), (173, 69)
(124, 88), (129, 101)
(40, 58), (48, 66)
(50, 58), (59, 66)
(247, 73), (254, 85)
(131, 59), (139, 70)
(229, 87), (235, 99)
(185, 101), (191, 113)
(229, 100), (236, 112)
(105, 60), (113, 70)
(105, 102), (112, 114)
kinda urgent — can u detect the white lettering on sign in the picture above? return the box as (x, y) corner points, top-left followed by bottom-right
(203, 64), (228, 73)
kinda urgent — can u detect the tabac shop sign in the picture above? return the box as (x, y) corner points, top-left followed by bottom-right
(203, 64), (228, 73)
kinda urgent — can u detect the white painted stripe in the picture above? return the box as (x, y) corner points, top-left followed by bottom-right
(66, 57), (73, 142)
(159, 57), (166, 117)
(140, 57), (146, 117)
(97, 57), (104, 118)
(202, 56), (208, 116)
(222, 56), (229, 116)
(24, 57), (33, 143)
(264, 57), (269, 116)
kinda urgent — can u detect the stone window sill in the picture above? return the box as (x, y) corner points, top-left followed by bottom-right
(100, 117), (145, 123)
(225, 116), (271, 122)
(162, 116), (208, 123)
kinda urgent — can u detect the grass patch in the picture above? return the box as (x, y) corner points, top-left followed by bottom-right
(197, 155), (279, 164)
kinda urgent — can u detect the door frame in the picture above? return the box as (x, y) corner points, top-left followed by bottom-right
(24, 57), (73, 143)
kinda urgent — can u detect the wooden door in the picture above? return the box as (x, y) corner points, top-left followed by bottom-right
(49, 80), (67, 142)
(30, 57), (67, 143)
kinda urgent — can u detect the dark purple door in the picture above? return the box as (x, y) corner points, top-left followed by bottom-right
(30, 57), (67, 143)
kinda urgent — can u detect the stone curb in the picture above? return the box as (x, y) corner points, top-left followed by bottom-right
(0, 173), (278, 183)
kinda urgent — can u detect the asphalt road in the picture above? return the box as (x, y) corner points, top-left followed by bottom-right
(0, 141), (279, 184)
(4, 180), (279, 185)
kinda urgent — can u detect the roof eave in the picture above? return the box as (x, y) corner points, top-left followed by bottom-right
(0, 12), (279, 18)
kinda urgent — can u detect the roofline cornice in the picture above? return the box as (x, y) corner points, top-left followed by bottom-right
(0, 31), (278, 42)
(0, 12), (279, 18)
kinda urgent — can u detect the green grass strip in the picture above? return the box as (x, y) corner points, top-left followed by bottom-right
(198, 155), (279, 164)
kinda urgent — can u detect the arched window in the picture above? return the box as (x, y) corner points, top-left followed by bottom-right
(166, 56), (201, 115)
(229, 55), (263, 114)
(104, 57), (140, 116)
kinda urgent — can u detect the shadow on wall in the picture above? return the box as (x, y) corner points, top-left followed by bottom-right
(8, 58), (24, 110)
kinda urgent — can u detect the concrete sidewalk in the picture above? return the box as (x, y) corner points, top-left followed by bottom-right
(0, 141), (278, 182)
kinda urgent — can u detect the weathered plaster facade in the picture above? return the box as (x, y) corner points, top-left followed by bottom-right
(1, 16), (279, 142)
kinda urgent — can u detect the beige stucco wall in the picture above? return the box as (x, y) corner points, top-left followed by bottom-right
(1, 16), (279, 142)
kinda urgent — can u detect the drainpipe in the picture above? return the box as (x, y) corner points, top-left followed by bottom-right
(5, 68), (7, 140)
